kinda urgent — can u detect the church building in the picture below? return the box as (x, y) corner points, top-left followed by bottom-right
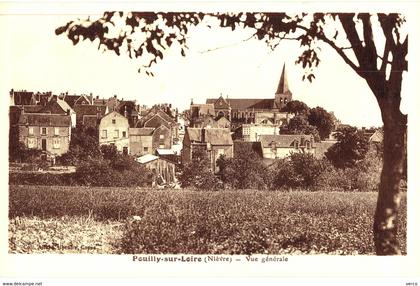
(205, 63), (293, 129)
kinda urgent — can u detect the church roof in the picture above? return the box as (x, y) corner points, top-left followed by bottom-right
(206, 98), (276, 110)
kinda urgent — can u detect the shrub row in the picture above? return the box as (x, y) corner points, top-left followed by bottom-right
(9, 157), (153, 188)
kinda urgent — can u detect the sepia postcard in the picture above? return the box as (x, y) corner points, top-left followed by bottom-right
(0, 0), (419, 284)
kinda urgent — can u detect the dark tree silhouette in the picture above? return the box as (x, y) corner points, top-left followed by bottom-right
(308, 106), (335, 140)
(56, 12), (407, 255)
(326, 126), (370, 169)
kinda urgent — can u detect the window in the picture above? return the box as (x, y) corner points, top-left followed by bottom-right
(114, 130), (119, 138)
(54, 127), (59, 136)
(122, 131), (127, 138)
(143, 147), (149, 152)
(159, 134), (164, 140)
(53, 138), (60, 149)
(28, 127), (34, 135)
(41, 127), (47, 135)
(112, 119), (116, 124)
(294, 140), (299, 149)
(159, 144), (165, 149)
(101, 130), (107, 138)
(27, 138), (36, 148)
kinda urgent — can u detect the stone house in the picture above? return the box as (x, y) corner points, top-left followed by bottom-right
(17, 113), (71, 156)
(99, 111), (129, 154)
(136, 108), (177, 147)
(259, 134), (315, 159)
(182, 128), (233, 172)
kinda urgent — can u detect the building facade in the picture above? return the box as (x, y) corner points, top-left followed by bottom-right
(18, 113), (71, 156)
(182, 128), (234, 172)
(99, 111), (130, 154)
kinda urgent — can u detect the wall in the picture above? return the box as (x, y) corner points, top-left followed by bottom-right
(19, 125), (70, 156)
(99, 112), (129, 153)
(130, 135), (153, 156)
(243, 124), (280, 142)
(152, 125), (172, 152)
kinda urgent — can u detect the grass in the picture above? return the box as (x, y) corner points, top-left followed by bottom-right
(8, 185), (407, 255)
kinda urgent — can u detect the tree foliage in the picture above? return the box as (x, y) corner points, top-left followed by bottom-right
(283, 115), (321, 142)
(179, 148), (222, 190)
(325, 126), (370, 169)
(283, 100), (309, 116)
(217, 143), (270, 189)
(58, 127), (101, 165)
(308, 107), (335, 140)
(272, 153), (327, 190)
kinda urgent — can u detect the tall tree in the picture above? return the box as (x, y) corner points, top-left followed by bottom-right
(325, 126), (370, 169)
(283, 100), (310, 116)
(283, 114), (321, 142)
(56, 12), (407, 255)
(308, 106), (335, 140)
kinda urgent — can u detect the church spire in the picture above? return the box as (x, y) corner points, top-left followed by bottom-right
(275, 63), (291, 95)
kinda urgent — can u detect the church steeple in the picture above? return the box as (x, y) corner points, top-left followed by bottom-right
(275, 63), (291, 95)
(274, 63), (293, 110)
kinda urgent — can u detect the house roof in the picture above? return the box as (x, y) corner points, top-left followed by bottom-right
(137, 154), (159, 164)
(18, 113), (71, 127)
(260, 134), (313, 148)
(22, 105), (44, 113)
(156, 149), (175, 155)
(190, 104), (215, 117)
(39, 101), (67, 114)
(63, 94), (90, 108)
(186, 128), (233, 145)
(56, 99), (75, 114)
(137, 108), (175, 128)
(74, 104), (107, 117)
(206, 98), (276, 110)
(369, 129), (383, 143)
(12, 91), (35, 105)
(129, 127), (155, 136)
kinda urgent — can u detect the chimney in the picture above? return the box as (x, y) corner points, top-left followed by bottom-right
(124, 106), (128, 118)
(201, 128), (206, 143)
(96, 95), (99, 100)
(190, 98), (193, 105)
(114, 95), (117, 99)
(66, 109), (70, 116)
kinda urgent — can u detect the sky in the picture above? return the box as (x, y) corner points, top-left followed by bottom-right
(0, 12), (409, 127)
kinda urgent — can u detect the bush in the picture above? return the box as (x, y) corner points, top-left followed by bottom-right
(271, 153), (327, 190)
(218, 144), (270, 190)
(178, 149), (223, 191)
(318, 150), (382, 192)
(75, 157), (153, 187)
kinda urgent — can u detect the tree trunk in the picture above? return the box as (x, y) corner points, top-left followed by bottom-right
(373, 98), (407, 255)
